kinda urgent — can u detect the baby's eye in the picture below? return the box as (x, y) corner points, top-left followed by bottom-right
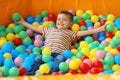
(57, 18), (60, 21)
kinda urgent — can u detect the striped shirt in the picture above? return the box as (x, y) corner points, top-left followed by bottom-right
(42, 28), (77, 53)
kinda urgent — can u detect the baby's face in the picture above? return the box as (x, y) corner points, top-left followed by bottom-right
(56, 14), (72, 30)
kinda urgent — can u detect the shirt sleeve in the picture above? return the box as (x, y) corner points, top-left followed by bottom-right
(42, 28), (49, 36)
(71, 31), (77, 42)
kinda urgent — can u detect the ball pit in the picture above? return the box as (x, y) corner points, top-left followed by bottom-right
(0, 1), (120, 79)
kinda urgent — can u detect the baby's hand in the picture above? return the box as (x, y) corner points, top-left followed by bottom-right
(101, 24), (106, 31)
(17, 16), (25, 24)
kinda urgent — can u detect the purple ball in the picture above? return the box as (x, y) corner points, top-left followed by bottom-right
(95, 50), (105, 59)
(43, 17), (49, 21)
(14, 57), (24, 67)
(35, 34), (43, 40)
(26, 29), (34, 37)
(34, 39), (42, 47)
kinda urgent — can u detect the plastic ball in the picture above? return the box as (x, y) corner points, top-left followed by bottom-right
(32, 22), (40, 27)
(80, 26), (86, 30)
(73, 16), (80, 24)
(59, 62), (69, 71)
(90, 67), (99, 74)
(0, 25), (6, 31)
(62, 50), (73, 59)
(114, 54), (120, 64)
(85, 36), (94, 43)
(42, 54), (51, 62)
(3, 53), (12, 59)
(19, 67), (27, 76)
(34, 39), (42, 47)
(13, 38), (23, 46)
(21, 62), (31, 71)
(93, 60), (103, 68)
(19, 31), (28, 39)
(112, 64), (120, 71)
(1, 66), (9, 77)
(12, 13), (21, 21)
(14, 57), (24, 67)
(26, 16), (34, 24)
(35, 34), (43, 40)
(68, 70), (77, 74)
(79, 62), (89, 73)
(48, 23), (56, 28)
(39, 64), (50, 74)
(78, 19), (86, 26)
(0, 31), (6, 37)
(95, 50), (105, 59)
(105, 32), (114, 38)
(76, 9), (84, 17)
(107, 14), (115, 21)
(86, 10), (93, 16)
(26, 29), (34, 37)
(41, 10), (49, 17)
(6, 33), (15, 41)
(9, 67), (19, 76)
(2, 42), (14, 53)
(23, 37), (32, 45)
(69, 60), (80, 70)
(106, 24), (114, 32)
(79, 41), (88, 48)
(0, 53), (4, 63)
(115, 31), (120, 37)
(91, 15), (98, 23)
(4, 58), (14, 68)
(71, 24), (80, 31)
(82, 13), (90, 20)
(112, 36), (120, 44)
(48, 13), (57, 23)
(42, 48), (52, 55)
(5, 27), (14, 34)
(83, 59), (93, 68)
(0, 39), (7, 48)
(104, 55), (114, 65)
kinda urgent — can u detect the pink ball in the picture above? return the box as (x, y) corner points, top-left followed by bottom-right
(101, 40), (109, 45)
(35, 34), (43, 40)
(65, 58), (71, 64)
(87, 26), (94, 30)
(106, 52), (114, 57)
(26, 29), (34, 37)
(34, 39), (42, 47)
(83, 59), (93, 68)
(43, 17), (49, 21)
(68, 9), (75, 15)
(95, 50), (105, 59)
(14, 57), (24, 67)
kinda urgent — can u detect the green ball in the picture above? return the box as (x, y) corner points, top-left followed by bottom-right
(85, 36), (94, 43)
(0, 25), (6, 31)
(9, 67), (19, 76)
(73, 16), (81, 24)
(23, 37), (32, 45)
(1, 66), (9, 77)
(106, 24), (114, 32)
(98, 44), (106, 49)
(14, 25), (23, 34)
(93, 41), (100, 47)
(19, 31), (27, 39)
(80, 26), (86, 31)
(103, 64), (111, 70)
(32, 47), (41, 52)
(82, 13), (90, 20)
(5, 27), (14, 34)
(0, 31), (6, 37)
(48, 23), (56, 28)
(33, 51), (40, 56)
(35, 15), (42, 20)
(12, 13), (21, 21)
(88, 43), (96, 50)
(42, 54), (51, 62)
(74, 42), (79, 48)
(76, 51), (84, 58)
(15, 46), (24, 54)
(108, 42), (116, 48)
(104, 55), (114, 65)
(41, 10), (49, 17)
(59, 62), (69, 71)
(112, 36), (120, 44)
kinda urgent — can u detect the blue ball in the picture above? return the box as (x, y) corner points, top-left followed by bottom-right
(2, 42), (14, 53)
(27, 44), (35, 50)
(11, 50), (19, 59)
(0, 54), (4, 64)
(4, 59), (14, 68)
(114, 18), (120, 26)
(98, 36), (105, 41)
(24, 57), (34, 65)
(21, 62), (31, 71)
(114, 54), (120, 64)
(34, 18), (42, 23)
(98, 31), (106, 36)
(26, 16), (34, 24)
(18, 53), (27, 59)
(86, 22), (93, 28)
(28, 53), (36, 59)
(116, 24), (120, 30)
(62, 50), (73, 59)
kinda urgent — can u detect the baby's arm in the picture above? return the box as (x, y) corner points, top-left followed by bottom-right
(77, 25), (106, 37)
(17, 16), (43, 34)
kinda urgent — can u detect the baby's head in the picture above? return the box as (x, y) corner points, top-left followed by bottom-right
(56, 11), (73, 30)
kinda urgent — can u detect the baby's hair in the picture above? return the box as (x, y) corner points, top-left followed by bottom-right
(58, 10), (73, 22)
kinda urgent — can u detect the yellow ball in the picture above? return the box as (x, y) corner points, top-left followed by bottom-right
(69, 60), (80, 70)
(38, 25), (44, 28)
(91, 57), (97, 62)
(8, 23), (15, 28)
(76, 9), (84, 17)
(86, 10), (93, 16)
(105, 38), (112, 43)
(110, 49), (118, 56)
(105, 21), (113, 25)
(91, 15), (98, 23)
(98, 15), (103, 18)
(115, 31), (120, 37)
(90, 49), (97, 58)
(74, 58), (82, 65)
(94, 22), (100, 26)
(81, 47), (90, 56)
(65, 73), (72, 76)
(6, 33), (15, 41)
(107, 14), (115, 21)
(114, 71), (120, 74)
(112, 64), (120, 71)
(71, 24), (80, 31)
(39, 64), (50, 74)
(104, 46), (112, 52)
(112, 27), (118, 34)
(0, 39), (7, 48)
(15, 34), (20, 38)
(43, 21), (49, 27)
(42, 48), (52, 55)
(3, 53), (12, 59)
(71, 49), (78, 55)
(32, 22), (40, 27)
(79, 41), (88, 48)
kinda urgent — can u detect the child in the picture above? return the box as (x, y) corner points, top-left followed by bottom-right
(17, 11), (106, 74)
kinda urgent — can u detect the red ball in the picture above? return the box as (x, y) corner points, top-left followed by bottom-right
(90, 67), (99, 74)
(48, 13), (57, 23)
(80, 55), (89, 61)
(79, 63), (89, 73)
(116, 46), (120, 52)
(19, 67), (27, 76)
(99, 68), (104, 72)
(78, 19), (86, 26)
(100, 20), (106, 26)
(69, 45), (76, 50)
(68, 70), (77, 74)
(93, 60), (103, 68)
(13, 38), (23, 46)
(105, 32), (114, 38)
(52, 72), (59, 75)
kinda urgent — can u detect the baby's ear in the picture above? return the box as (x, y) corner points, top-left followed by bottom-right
(70, 22), (73, 26)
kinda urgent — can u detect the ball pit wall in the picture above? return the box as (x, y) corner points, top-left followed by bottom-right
(0, 0), (120, 26)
